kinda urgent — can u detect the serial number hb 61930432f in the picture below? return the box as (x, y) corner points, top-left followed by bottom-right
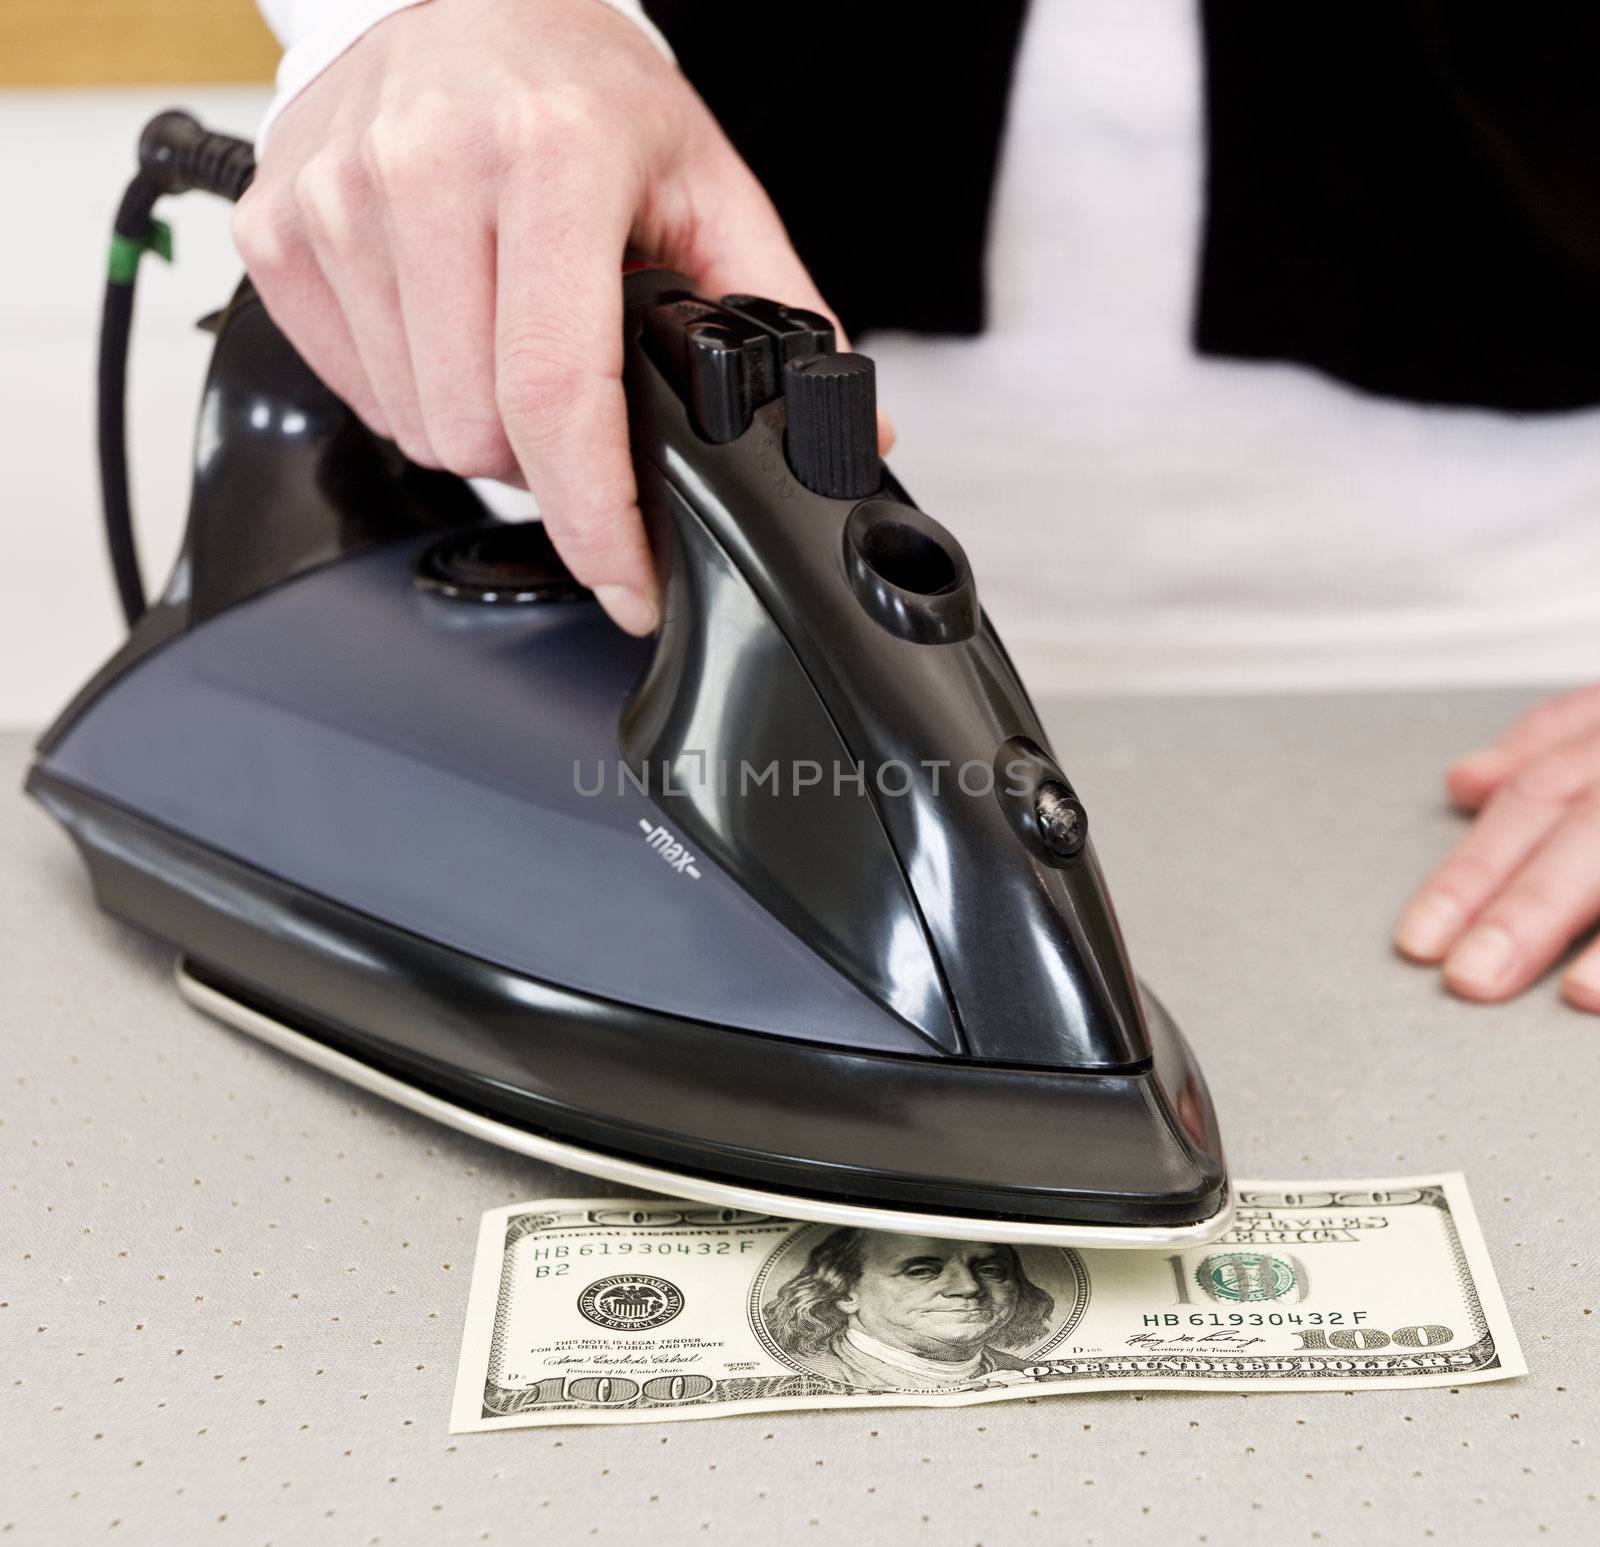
(1141, 1310), (1372, 1328)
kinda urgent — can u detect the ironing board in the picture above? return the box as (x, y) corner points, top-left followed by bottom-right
(4, 689), (1595, 1545)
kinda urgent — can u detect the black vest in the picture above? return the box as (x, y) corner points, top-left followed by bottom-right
(646, 1), (1600, 413)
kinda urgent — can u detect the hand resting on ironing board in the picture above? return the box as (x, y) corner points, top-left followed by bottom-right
(1397, 682), (1600, 1013)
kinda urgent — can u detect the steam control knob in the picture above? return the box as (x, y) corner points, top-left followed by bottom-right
(1034, 782), (1088, 861)
(783, 352), (880, 500)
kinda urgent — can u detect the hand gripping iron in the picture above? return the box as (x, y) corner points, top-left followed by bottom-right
(27, 114), (1232, 1247)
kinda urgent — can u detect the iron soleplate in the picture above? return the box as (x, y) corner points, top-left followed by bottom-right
(178, 960), (1235, 1251)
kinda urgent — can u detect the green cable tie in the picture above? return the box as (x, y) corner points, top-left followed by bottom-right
(108, 219), (174, 284)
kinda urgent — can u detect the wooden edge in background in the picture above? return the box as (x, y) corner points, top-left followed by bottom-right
(1, 1), (280, 88)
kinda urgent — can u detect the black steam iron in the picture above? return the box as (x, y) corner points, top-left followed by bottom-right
(28, 114), (1231, 1248)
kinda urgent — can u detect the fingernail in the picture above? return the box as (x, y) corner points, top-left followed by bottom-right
(1395, 894), (1463, 961)
(593, 584), (659, 637)
(1447, 748), (1504, 792)
(1444, 924), (1516, 997)
(1562, 958), (1600, 1012)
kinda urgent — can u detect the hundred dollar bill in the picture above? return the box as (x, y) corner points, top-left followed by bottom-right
(450, 1173), (1525, 1430)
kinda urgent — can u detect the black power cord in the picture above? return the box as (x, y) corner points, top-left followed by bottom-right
(100, 111), (256, 627)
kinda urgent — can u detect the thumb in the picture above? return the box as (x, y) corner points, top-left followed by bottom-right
(656, 152), (896, 455)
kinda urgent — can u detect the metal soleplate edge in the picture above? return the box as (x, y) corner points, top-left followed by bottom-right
(177, 961), (1236, 1251)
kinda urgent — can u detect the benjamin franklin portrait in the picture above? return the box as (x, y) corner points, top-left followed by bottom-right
(761, 1228), (1057, 1392)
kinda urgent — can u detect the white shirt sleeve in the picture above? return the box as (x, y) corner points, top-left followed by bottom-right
(252, 0), (674, 148)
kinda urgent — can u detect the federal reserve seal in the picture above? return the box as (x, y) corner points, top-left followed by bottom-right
(1195, 1251), (1299, 1303)
(576, 1274), (685, 1331)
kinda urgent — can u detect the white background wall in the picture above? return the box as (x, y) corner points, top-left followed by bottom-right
(0, 85), (270, 728)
